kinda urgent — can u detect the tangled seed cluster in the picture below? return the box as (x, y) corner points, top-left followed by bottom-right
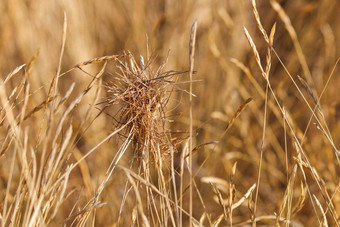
(105, 52), (180, 161)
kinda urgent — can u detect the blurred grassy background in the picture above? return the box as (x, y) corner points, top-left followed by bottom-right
(1, 0), (340, 226)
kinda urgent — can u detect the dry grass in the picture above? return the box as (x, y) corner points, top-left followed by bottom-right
(1, 0), (340, 226)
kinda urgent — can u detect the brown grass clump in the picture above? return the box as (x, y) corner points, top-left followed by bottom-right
(104, 52), (180, 162)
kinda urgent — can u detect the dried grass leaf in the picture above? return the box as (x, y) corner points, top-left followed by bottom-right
(223, 97), (253, 134)
(3, 64), (26, 84)
(243, 27), (267, 80)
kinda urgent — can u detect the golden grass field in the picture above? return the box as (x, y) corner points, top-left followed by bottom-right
(1, 0), (340, 226)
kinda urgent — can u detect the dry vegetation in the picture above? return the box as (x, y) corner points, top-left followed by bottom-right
(0, 0), (340, 226)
